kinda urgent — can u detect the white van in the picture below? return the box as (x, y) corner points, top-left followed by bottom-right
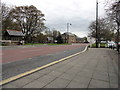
(107, 41), (116, 49)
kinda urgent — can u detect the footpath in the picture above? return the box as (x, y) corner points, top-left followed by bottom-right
(2, 48), (119, 88)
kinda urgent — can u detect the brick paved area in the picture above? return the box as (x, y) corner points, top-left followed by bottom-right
(2, 44), (87, 63)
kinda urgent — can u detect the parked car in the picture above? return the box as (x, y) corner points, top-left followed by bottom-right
(100, 41), (107, 48)
(118, 42), (120, 47)
(100, 41), (107, 44)
(107, 41), (116, 49)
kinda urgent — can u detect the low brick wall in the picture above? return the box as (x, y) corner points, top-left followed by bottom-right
(1, 40), (19, 46)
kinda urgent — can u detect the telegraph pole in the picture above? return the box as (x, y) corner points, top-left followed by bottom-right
(116, 0), (120, 52)
(96, 0), (99, 48)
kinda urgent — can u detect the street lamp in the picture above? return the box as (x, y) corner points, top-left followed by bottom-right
(46, 27), (51, 43)
(66, 23), (72, 43)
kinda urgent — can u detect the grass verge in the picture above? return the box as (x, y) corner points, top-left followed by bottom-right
(91, 43), (107, 48)
(24, 43), (71, 46)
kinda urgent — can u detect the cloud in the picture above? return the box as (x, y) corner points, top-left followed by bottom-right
(2, 0), (106, 37)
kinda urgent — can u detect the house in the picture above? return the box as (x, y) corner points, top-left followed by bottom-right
(87, 37), (96, 44)
(76, 37), (85, 43)
(62, 32), (77, 43)
(47, 36), (53, 43)
(1, 29), (25, 45)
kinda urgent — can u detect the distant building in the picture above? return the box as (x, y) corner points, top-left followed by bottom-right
(1, 30), (25, 45)
(47, 36), (53, 43)
(62, 32), (77, 43)
(76, 37), (85, 43)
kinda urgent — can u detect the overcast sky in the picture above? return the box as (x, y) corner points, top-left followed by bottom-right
(2, 0), (107, 37)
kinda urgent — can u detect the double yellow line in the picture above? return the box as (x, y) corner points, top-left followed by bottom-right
(0, 45), (88, 86)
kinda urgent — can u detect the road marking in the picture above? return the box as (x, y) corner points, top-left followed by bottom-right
(0, 45), (88, 86)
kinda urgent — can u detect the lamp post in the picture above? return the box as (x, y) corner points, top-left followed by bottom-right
(47, 27), (51, 43)
(96, 0), (99, 48)
(66, 23), (72, 43)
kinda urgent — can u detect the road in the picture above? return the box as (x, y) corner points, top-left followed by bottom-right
(2, 44), (87, 80)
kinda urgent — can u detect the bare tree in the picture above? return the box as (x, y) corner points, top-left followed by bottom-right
(2, 3), (11, 21)
(9, 5), (45, 42)
(89, 18), (115, 41)
(106, 0), (120, 52)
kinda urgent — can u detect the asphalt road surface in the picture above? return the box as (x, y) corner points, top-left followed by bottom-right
(2, 44), (87, 80)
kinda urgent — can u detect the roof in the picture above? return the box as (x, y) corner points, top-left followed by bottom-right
(6, 30), (25, 36)
(62, 32), (76, 37)
(47, 37), (53, 40)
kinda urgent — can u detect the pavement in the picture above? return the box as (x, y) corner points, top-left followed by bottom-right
(1, 48), (119, 89)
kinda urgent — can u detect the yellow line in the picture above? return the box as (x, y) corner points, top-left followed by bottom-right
(0, 45), (88, 86)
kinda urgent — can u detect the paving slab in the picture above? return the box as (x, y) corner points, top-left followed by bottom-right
(66, 81), (88, 88)
(109, 75), (118, 84)
(37, 75), (57, 85)
(59, 73), (76, 81)
(47, 71), (63, 77)
(64, 68), (79, 75)
(72, 75), (91, 85)
(92, 72), (109, 82)
(76, 70), (93, 78)
(54, 64), (73, 73)
(25, 72), (45, 81)
(8, 77), (34, 88)
(2, 84), (19, 88)
(88, 79), (109, 88)
(110, 83), (118, 88)
(44, 78), (70, 88)
(23, 80), (46, 88)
